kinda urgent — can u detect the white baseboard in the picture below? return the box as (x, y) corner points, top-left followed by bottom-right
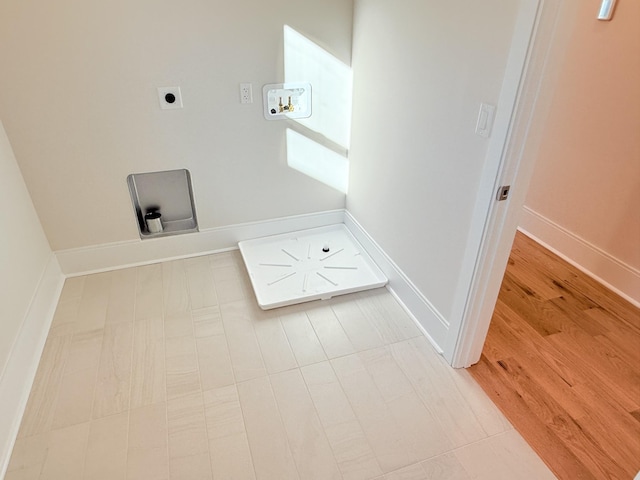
(0, 254), (64, 479)
(56, 210), (346, 276)
(519, 206), (640, 308)
(344, 211), (449, 352)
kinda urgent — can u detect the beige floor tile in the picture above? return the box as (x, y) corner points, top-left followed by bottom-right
(130, 316), (166, 408)
(384, 463), (428, 480)
(167, 392), (209, 459)
(6, 432), (50, 479)
(444, 360), (513, 436)
(208, 437), (255, 480)
(52, 367), (97, 429)
(192, 306), (224, 338)
(126, 446), (169, 480)
(58, 276), (86, 303)
(197, 335), (235, 390)
(39, 422), (90, 480)
(252, 314), (298, 374)
(83, 412), (128, 480)
(164, 311), (194, 339)
(185, 256), (218, 310)
(92, 322), (133, 419)
(359, 347), (452, 463)
(106, 268), (137, 324)
(203, 385), (255, 480)
(330, 296), (385, 352)
(74, 272), (111, 334)
(280, 311), (327, 367)
(301, 361), (383, 480)
(165, 329), (202, 400)
(135, 264), (164, 321)
(398, 337), (511, 440)
(211, 261), (244, 282)
(270, 369), (342, 480)
(220, 301), (267, 382)
(169, 452), (213, 480)
(127, 403), (169, 480)
(64, 330), (103, 375)
(18, 335), (72, 437)
(48, 297), (81, 338)
(306, 304), (355, 359)
(420, 452), (472, 480)
(163, 260), (191, 315)
(4, 469), (42, 480)
(453, 430), (557, 480)
(212, 264), (253, 305)
(391, 337), (504, 448)
(203, 385), (245, 439)
(237, 376), (299, 480)
(331, 353), (412, 473)
(210, 250), (243, 270)
(128, 403), (167, 450)
(356, 290), (421, 343)
(6, 251), (556, 480)
(4, 470), (36, 480)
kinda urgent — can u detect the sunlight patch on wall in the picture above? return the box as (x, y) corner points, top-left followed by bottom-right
(286, 128), (349, 194)
(284, 25), (352, 148)
(283, 25), (352, 193)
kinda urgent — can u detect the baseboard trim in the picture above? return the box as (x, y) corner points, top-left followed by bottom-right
(0, 254), (64, 479)
(343, 211), (448, 352)
(519, 206), (640, 308)
(56, 210), (346, 276)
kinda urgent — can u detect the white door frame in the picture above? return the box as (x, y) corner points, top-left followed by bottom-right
(443, 0), (570, 367)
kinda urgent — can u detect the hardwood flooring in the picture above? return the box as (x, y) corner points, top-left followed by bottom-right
(469, 231), (640, 480)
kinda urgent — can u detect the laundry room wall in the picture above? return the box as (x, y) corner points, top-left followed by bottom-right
(0, 0), (353, 251)
(521, 0), (640, 303)
(0, 118), (53, 381)
(0, 117), (63, 475)
(348, 0), (522, 325)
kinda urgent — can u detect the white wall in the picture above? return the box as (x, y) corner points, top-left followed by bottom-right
(521, 0), (640, 303)
(0, 118), (63, 477)
(348, 0), (520, 324)
(0, 119), (53, 378)
(0, 0), (352, 251)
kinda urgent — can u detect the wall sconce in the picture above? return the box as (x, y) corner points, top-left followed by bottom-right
(598, 0), (617, 20)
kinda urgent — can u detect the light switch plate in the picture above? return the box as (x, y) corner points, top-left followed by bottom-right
(475, 103), (496, 138)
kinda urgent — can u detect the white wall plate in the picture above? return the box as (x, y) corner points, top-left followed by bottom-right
(263, 82), (311, 120)
(157, 86), (183, 109)
(239, 224), (387, 309)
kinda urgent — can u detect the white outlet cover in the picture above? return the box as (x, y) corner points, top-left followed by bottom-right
(157, 86), (183, 110)
(240, 83), (253, 104)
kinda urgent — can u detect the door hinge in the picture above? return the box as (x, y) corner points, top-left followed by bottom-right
(496, 185), (511, 201)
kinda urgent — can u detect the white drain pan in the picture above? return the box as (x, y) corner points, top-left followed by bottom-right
(238, 224), (388, 310)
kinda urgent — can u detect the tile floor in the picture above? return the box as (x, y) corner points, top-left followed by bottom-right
(5, 251), (556, 480)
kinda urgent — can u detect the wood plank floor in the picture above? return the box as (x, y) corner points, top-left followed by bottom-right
(469, 231), (640, 480)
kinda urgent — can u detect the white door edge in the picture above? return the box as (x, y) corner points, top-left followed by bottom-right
(444, 0), (566, 367)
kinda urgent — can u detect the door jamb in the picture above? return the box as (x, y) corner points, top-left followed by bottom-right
(444, 0), (568, 367)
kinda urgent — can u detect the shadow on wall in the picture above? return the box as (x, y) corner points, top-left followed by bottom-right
(283, 25), (352, 194)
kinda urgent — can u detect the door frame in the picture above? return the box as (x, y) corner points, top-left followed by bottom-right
(443, 0), (571, 367)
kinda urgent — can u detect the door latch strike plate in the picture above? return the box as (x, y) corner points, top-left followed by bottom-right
(497, 185), (510, 201)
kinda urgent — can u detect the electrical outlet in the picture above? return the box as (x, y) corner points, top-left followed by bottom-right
(240, 83), (253, 104)
(157, 87), (183, 110)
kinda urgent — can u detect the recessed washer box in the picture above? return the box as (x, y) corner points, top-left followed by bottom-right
(127, 169), (198, 239)
(239, 224), (388, 310)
